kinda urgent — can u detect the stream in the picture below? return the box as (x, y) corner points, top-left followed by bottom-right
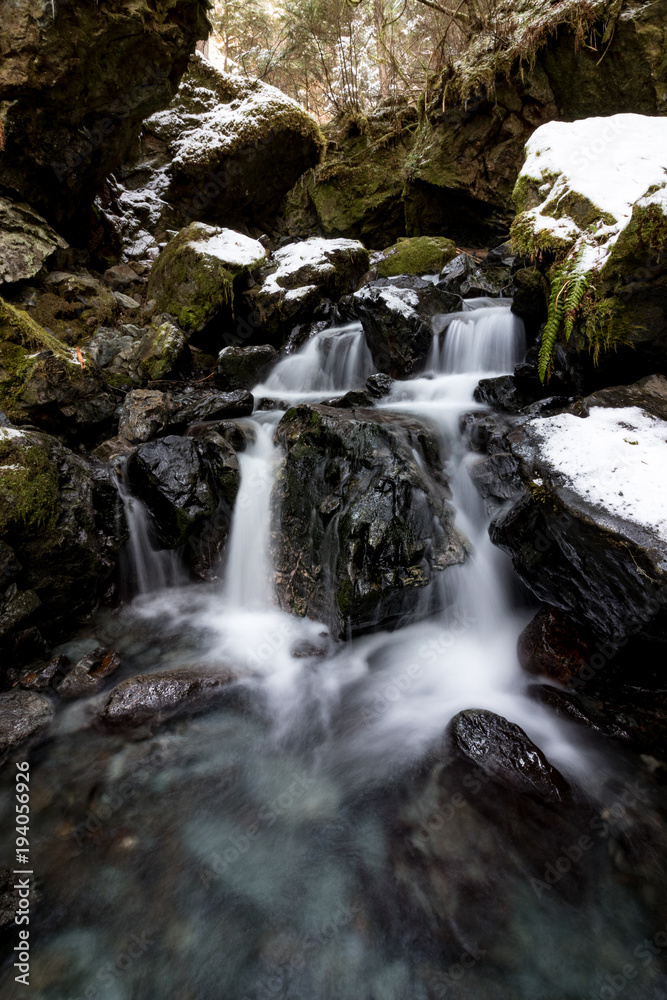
(1, 300), (666, 1000)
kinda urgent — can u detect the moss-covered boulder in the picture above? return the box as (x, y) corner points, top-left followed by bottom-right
(0, 426), (119, 655)
(374, 237), (458, 278)
(283, 106), (418, 249)
(100, 54), (325, 256)
(0, 0), (210, 236)
(510, 113), (667, 380)
(247, 238), (370, 345)
(147, 222), (267, 336)
(139, 320), (191, 381)
(272, 404), (469, 638)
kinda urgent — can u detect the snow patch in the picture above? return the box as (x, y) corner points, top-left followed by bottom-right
(263, 238), (364, 296)
(355, 285), (420, 319)
(516, 114), (667, 273)
(191, 229), (266, 269)
(529, 406), (667, 547)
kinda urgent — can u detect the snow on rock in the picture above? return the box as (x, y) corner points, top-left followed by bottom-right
(262, 238), (369, 296)
(354, 284), (421, 320)
(188, 227), (266, 271)
(512, 114), (667, 274)
(528, 406), (667, 552)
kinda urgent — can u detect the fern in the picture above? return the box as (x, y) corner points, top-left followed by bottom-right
(537, 245), (589, 383)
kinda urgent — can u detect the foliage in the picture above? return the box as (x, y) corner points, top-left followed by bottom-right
(537, 246), (590, 383)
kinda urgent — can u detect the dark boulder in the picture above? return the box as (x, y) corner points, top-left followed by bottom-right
(0, 689), (53, 756)
(126, 433), (240, 549)
(167, 389), (254, 430)
(101, 665), (239, 729)
(0, 0), (210, 235)
(351, 277), (462, 378)
(272, 404), (468, 638)
(215, 345), (277, 391)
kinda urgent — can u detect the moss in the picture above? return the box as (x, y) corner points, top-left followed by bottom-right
(0, 432), (59, 533)
(0, 296), (72, 360)
(376, 236), (458, 278)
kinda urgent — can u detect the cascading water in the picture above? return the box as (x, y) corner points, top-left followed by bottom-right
(1, 298), (661, 1000)
(114, 466), (184, 596)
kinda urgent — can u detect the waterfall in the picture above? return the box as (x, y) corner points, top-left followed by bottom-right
(429, 297), (526, 374)
(254, 322), (374, 403)
(114, 468), (184, 597)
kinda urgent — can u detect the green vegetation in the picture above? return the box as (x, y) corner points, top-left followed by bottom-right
(537, 247), (590, 382)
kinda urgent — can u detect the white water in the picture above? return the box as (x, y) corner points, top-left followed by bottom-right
(253, 322), (374, 404)
(114, 468), (184, 595)
(122, 297), (594, 786)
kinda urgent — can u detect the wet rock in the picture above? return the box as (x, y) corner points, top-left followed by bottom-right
(91, 436), (137, 466)
(365, 373), (393, 399)
(518, 606), (598, 687)
(489, 379), (667, 644)
(0, 427), (119, 651)
(126, 434), (239, 549)
(215, 345), (277, 391)
(273, 404), (468, 638)
(437, 253), (514, 298)
(0, 0), (210, 234)
(447, 709), (568, 802)
(167, 389), (254, 430)
(186, 420), (255, 453)
(0, 196), (68, 286)
(101, 666), (239, 728)
(57, 648), (121, 700)
(86, 326), (141, 370)
(0, 586), (41, 638)
(146, 223), (267, 335)
(0, 689), (53, 754)
(118, 390), (172, 444)
(17, 654), (71, 693)
(511, 267), (548, 339)
(247, 238), (370, 344)
(104, 264), (147, 296)
(351, 277), (462, 378)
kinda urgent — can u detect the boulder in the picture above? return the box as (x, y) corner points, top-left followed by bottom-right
(374, 237), (457, 278)
(126, 433), (240, 549)
(437, 252), (516, 299)
(282, 103), (418, 248)
(0, 689), (53, 755)
(351, 277), (462, 378)
(247, 238), (370, 344)
(56, 648), (121, 700)
(272, 404), (468, 638)
(0, 0), (210, 234)
(0, 196), (68, 286)
(0, 426), (120, 650)
(511, 114), (667, 379)
(101, 665), (239, 728)
(118, 390), (172, 444)
(100, 53), (324, 256)
(138, 320), (191, 382)
(215, 345), (277, 391)
(488, 377), (667, 644)
(146, 223), (267, 335)
(167, 389), (254, 430)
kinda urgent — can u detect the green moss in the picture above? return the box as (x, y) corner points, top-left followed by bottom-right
(0, 296), (72, 360)
(0, 432), (59, 533)
(376, 236), (457, 277)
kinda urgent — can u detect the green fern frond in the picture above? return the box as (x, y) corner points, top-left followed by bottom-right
(538, 245), (590, 382)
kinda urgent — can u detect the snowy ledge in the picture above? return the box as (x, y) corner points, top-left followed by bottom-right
(527, 406), (667, 555)
(263, 238), (366, 296)
(512, 114), (667, 276)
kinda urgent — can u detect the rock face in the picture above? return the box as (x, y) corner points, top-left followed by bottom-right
(101, 53), (324, 256)
(0, 196), (68, 286)
(247, 238), (370, 345)
(485, 377), (667, 643)
(282, 104), (418, 249)
(0, 0), (210, 235)
(147, 223), (267, 335)
(126, 433), (239, 549)
(351, 277), (461, 379)
(272, 404), (468, 638)
(0, 427), (119, 656)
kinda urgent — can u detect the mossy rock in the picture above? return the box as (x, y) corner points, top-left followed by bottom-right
(147, 223), (266, 335)
(139, 321), (191, 381)
(375, 237), (458, 278)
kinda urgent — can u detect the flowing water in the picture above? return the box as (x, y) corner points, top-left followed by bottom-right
(1, 301), (665, 1000)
